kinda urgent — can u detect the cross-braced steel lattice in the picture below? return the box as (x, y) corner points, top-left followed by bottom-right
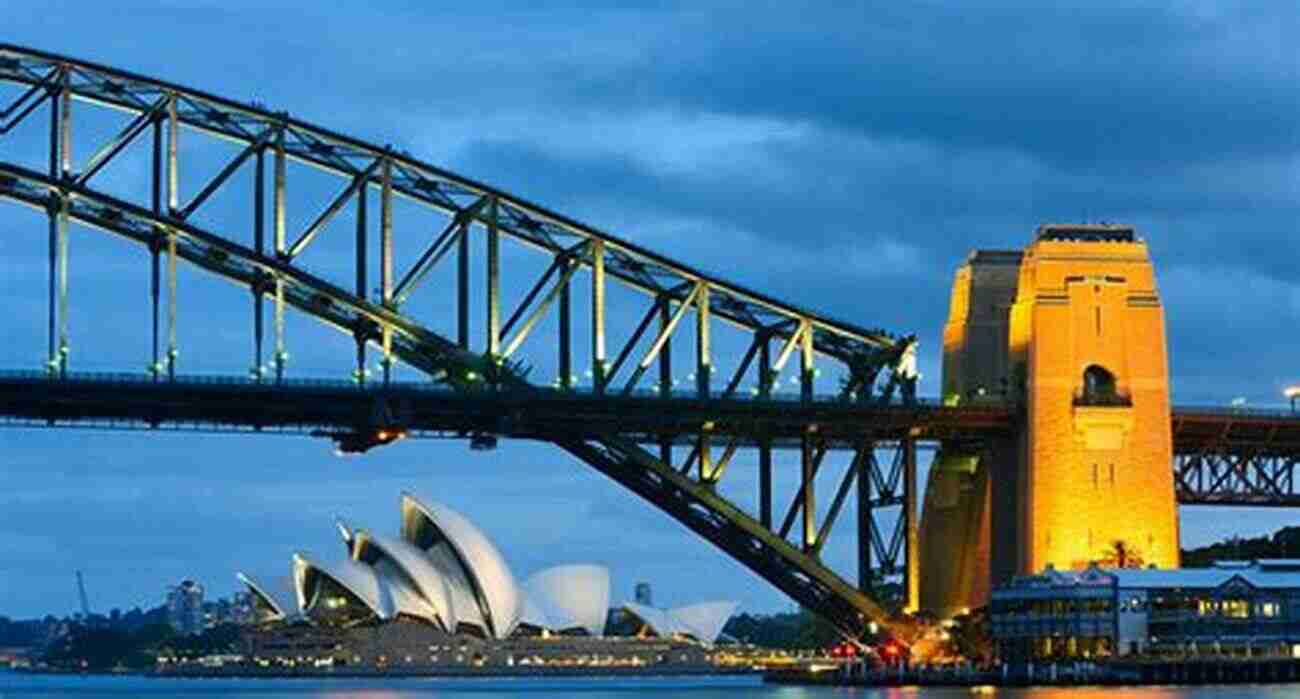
(0, 45), (931, 638)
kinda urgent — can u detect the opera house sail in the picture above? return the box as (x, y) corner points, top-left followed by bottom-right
(236, 493), (737, 646)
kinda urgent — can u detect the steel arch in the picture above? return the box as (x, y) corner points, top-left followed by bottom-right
(0, 45), (916, 638)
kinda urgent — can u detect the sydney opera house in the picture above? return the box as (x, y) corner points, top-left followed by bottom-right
(232, 493), (737, 671)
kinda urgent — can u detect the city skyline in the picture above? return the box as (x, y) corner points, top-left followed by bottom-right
(3, 3), (1300, 618)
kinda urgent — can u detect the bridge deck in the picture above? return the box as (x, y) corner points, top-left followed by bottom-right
(5, 371), (1299, 451)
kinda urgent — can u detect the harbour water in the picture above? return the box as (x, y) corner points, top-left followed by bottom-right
(1, 671), (1297, 698)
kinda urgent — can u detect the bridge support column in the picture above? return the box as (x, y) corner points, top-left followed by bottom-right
(590, 240), (606, 393)
(857, 441), (873, 593)
(903, 436), (919, 613)
(485, 195), (500, 359)
(354, 167), (367, 384)
(150, 116), (163, 380)
(802, 432), (817, 552)
(252, 148), (265, 382)
(559, 262), (572, 390)
(696, 284), (710, 398)
(273, 128), (287, 383)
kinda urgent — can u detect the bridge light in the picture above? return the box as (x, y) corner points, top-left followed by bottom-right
(1285, 386), (1300, 413)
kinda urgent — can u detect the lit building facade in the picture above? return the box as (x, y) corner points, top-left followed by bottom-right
(991, 560), (1300, 661)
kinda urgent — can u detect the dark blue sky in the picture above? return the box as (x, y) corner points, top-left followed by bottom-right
(2, 3), (1299, 618)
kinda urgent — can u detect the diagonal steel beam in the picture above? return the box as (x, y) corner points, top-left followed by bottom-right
(76, 97), (168, 187)
(392, 196), (489, 305)
(501, 257), (581, 359)
(604, 298), (662, 389)
(175, 128), (274, 220)
(500, 257), (562, 342)
(778, 441), (828, 540)
(719, 333), (762, 400)
(621, 283), (702, 395)
(0, 67), (55, 134)
(811, 445), (867, 555)
(283, 157), (381, 260)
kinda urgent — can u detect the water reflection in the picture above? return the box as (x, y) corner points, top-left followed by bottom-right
(2, 673), (1298, 699)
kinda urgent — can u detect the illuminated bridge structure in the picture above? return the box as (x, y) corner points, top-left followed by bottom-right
(0, 46), (1297, 640)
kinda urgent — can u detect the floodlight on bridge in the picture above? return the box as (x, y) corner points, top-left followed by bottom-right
(1286, 386), (1300, 413)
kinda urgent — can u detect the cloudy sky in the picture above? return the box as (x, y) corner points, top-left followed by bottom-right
(2, 2), (1299, 619)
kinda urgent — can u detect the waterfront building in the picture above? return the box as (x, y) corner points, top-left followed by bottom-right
(165, 579), (205, 635)
(991, 560), (1300, 661)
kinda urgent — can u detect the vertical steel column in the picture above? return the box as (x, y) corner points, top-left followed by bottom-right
(696, 284), (710, 398)
(354, 171), (368, 384)
(696, 430), (712, 484)
(46, 69), (60, 376)
(150, 118), (162, 380)
(558, 255), (572, 390)
(800, 321), (814, 403)
(902, 437), (919, 612)
(658, 298), (672, 397)
(857, 442), (874, 592)
(590, 239), (606, 393)
(801, 432), (817, 552)
(273, 125), (286, 382)
(54, 78), (71, 377)
(485, 195), (500, 358)
(165, 95), (179, 380)
(758, 333), (772, 528)
(659, 294), (673, 467)
(252, 149), (265, 381)
(457, 221), (469, 350)
(380, 157), (393, 383)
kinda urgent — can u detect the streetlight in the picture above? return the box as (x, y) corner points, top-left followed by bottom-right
(1285, 386), (1300, 414)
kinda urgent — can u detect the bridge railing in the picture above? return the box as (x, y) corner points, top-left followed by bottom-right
(0, 369), (951, 407)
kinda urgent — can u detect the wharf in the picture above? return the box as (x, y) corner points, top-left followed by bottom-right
(765, 658), (1300, 688)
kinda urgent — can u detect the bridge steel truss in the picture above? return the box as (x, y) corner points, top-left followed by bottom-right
(0, 45), (935, 639)
(3, 46), (1298, 641)
(1172, 410), (1300, 507)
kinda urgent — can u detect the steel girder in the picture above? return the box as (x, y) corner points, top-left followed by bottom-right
(0, 45), (912, 388)
(0, 45), (924, 639)
(1174, 449), (1300, 507)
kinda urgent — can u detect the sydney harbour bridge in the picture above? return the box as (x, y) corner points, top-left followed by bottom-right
(1, 45), (1298, 641)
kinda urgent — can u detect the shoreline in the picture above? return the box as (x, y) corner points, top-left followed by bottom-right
(16, 665), (760, 680)
(766, 656), (1300, 688)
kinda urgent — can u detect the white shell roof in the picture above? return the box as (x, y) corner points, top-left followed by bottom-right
(236, 572), (297, 621)
(400, 494), (521, 639)
(523, 564), (610, 636)
(669, 601), (738, 643)
(293, 553), (389, 620)
(352, 529), (454, 630)
(519, 592), (549, 629)
(622, 600), (737, 643)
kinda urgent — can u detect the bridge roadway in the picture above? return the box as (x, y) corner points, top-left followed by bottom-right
(4, 372), (1299, 501)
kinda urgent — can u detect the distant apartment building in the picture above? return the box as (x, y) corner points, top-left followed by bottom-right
(635, 582), (653, 607)
(202, 592), (254, 628)
(991, 560), (1300, 661)
(166, 580), (205, 635)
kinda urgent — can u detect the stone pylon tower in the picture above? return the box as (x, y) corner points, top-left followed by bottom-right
(1008, 225), (1179, 574)
(920, 224), (1180, 618)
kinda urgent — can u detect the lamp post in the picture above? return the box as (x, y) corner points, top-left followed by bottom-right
(1285, 386), (1300, 414)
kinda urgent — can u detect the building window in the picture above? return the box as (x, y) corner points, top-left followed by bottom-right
(1082, 365), (1118, 403)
